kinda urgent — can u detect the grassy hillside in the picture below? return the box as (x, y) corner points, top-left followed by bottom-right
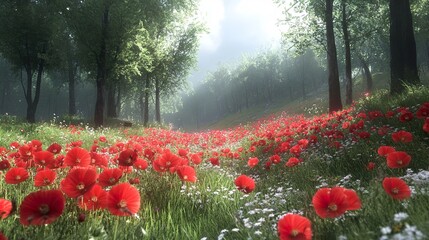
(206, 73), (391, 130)
(0, 85), (428, 239)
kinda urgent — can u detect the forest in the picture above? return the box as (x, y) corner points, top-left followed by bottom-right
(0, 0), (427, 130)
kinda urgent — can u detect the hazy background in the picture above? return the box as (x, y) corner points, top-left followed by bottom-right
(190, 0), (285, 86)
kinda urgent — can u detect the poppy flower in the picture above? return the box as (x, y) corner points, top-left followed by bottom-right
(234, 175), (255, 194)
(60, 167), (97, 198)
(34, 169), (57, 187)
(269, 154), (281, 164)
(133, 158), (148, 170)
(382, 177), (411, 200)
(177, 166), (197, 183)
(153, 149), (182, 172)
(117, 149), (138, 166)
(190, 153), (202, 165)
(377, 146), (396, 157)
(399, 110), (413, 122)
(107, 183), (140, 216)
(129, 177), (140, 185)
(391, 130), (413, 143)
(209, 157), (219, 166)
(416, 104), (429, 119)
(366, 162), (375, 171)
(277, 214), (312, 240)
(247, 157), (259, 168)
(19, 189), (65, 226)
(90, 152), (108, 167)
(178, 148), (188, 157)
(33, 151), (55, 167)
(0, 160), (11, 170)
(312, 187), (361, 218)
(64, 147), (91, 167)
(0, 199), (13, 219)
(19, 144), (33, 160)
(47, 143), (62, 154)
(77, 184), (107, 211)
(98, 168), (123, 188)
(5, 167), (29, 184)
(386, 151), (411, 169)
(29, 139), (42, 151)
(423, 119), (429, 133)
(286, 157), (301, 168)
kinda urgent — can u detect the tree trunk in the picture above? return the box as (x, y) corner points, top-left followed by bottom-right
(155, 77), (161, 123)
(94, 6), (109, 128)
(116, 84), (121, 116)
(107, 84), (117, 118)
(359, 56), (373, 93)
(389, 0), (420, 94)
(139, 91), (144, 122)
(342, 0), (352, 105)
(325, 0), (343, 112)
(144, 72), (150, 126)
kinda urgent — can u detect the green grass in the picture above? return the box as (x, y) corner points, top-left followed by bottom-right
(0, 84), (429, 240)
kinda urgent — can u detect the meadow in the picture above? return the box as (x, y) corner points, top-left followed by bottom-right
(1, 86), (429, 240)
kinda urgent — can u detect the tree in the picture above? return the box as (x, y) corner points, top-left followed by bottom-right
(341, 0), (352, 105)
(389, 0), (420, 94)
(325, 0), (342, 112)
(0, 0), (56, 123)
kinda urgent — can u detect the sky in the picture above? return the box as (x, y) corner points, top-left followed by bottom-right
(189, 0), (287, 86)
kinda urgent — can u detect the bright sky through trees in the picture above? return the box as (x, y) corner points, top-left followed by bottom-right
(191, 0), (288, 85)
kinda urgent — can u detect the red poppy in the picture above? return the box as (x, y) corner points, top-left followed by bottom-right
(399, 110), (413, 122)
(133, 158), (148, 170)
(367, 162), (375, 171)
(153, 149), (182, 172)
(269, 154), (281, 164)
(178, 148), (188, 157)
(234, 175), (255, 194)
(64, 147), (91, 167)
(209, 157), (219, 166)
(286, 157), (301, 168)
(30, 139), (43, 152)
(47, 143), (62, 154)
(129, 177), (140, 185)
(60, 167), (97, 198)
(247, 157), (259, 168)
(312, 187), (361, 218)
(34, 169), (57, 187)
(377, 146), (396, 157)
(5, 167), (29, 184)
(190, 153), (202, 165)
(90, 152), (108, 167)
(98, 168), (123, 188)
(0, 160), (11, 170)
(0, 232), (6, 240)
(117, 149), (138, 166)
(19, 144), (33, 160)
(19, 189), (65, 226)
(0, 199), (13, 219)
(423, 118), (429, 133)
(391, 130), (413, 143)
(77, 184), (107, 211)
(386, 151), (411, 168)
(176, 166), (197, 183)
(107, 183), (141, 216)
(33, 151), (55, 167)
(277, 214), (312, 240)
(416, 104), (429, 119)
(382, 177), (411, 200)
